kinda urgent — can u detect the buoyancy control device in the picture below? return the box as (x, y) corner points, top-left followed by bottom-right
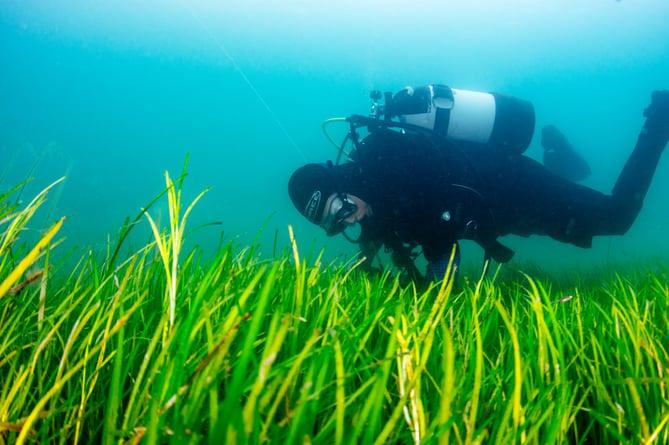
(323, 84), (536, 164)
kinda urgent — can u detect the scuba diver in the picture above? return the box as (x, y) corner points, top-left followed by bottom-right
(288, 85), (669, 286)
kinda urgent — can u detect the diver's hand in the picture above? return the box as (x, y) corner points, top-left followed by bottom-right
(398, 269), (429, 292)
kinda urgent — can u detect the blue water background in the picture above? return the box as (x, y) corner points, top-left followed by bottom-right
(2, 0), (669, 276)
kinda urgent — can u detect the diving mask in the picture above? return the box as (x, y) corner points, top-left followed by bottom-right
(320, 193), (358, 236)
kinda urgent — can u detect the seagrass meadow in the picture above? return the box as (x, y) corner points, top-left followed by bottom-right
(2, 170), (669, 445)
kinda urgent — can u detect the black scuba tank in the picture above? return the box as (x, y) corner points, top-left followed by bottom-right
(389, 85), (536, 155)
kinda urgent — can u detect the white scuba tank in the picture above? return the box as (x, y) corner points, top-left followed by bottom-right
(392, 84), (536, 155)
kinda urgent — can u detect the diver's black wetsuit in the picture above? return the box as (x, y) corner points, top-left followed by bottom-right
(331, 96), (668, 268)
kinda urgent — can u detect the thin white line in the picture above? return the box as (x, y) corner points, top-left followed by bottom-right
(185, 7), (307, 162)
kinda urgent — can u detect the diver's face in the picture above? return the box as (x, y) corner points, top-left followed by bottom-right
(320, 193), (372, 236)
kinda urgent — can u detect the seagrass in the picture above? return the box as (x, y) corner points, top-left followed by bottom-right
(1, 168), (668, 444)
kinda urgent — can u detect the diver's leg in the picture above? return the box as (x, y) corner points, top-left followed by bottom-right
(609, 90), (669, 232)
(542, 125), (592, 182)
(482, 92), (668, 248)
(512, 91), (669, 244)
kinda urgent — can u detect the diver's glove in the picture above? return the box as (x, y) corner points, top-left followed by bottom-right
(643, 90), (669, 142)
(358, 264), (384, 277)
(354, 254), (385, 279)
(398, 267), (427, 291)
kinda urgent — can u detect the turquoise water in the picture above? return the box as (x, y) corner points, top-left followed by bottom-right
(2, 1), (669, 275)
